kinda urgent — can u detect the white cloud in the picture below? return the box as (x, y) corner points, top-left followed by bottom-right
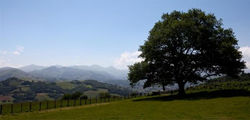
(0, 57), (22, 68)
(12, 46), (24, 55)
(0, 46), (24, 56)
(0, 59), (12, 67)
(13, 51), (21, 55)
(239, 46), (250, 70)
(114, 51), (143, 70)
(0, 46), (24, 68)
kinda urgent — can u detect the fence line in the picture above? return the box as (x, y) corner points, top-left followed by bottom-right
(0, 94), (150, 115)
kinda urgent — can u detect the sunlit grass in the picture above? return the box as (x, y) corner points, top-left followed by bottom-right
(1, 95), (249, 120)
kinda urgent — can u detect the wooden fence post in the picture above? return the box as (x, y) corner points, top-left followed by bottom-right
(20, 103), (22, 112)
(0, 104), (2, 115)
(54, 100), (57, 108)
(67, 99), (69, 107)
(11, 104), (13, 114)
(29, 102), (32, 112)
(60, 100), (63, 107)
(39, 102), (42, 111)
(46, 101), (49, 109)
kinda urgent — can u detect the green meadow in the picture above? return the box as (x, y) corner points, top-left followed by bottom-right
(0, 94), (249, 120)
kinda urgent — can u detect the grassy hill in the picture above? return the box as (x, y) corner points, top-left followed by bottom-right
(0, 77), (131, 102)
(1, 74), (250, 119)
(186, 73), (250, 93)
(0, 95), (249, 120)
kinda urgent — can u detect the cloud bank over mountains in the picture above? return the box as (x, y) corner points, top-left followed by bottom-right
(113, 51), (143, 69)
(13, 46), (24, 55)
(0, 46), (25, 67)
(1, 46), (250, 72)
(0, 45), (24, 56)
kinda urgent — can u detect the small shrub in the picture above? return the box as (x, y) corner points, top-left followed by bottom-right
(130, 92), (138, 97)
(99, 92), (111, 98)
(152, 91), (161, 96)
(80, 95), (88, 100)
(62, 92), (82, 100)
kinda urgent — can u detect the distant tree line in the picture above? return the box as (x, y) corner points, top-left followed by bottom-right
(62, 92), (88, 100)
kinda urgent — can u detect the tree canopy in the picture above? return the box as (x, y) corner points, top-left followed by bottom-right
(128, 9), (245, 96)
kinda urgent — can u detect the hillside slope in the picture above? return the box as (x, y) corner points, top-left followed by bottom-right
(0, 96), (249, 120)
(0, 67), (37, 81)
(0, 77), (131, 102)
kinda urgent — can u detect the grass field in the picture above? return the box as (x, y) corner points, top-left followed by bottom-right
(0, 94), (249, 120)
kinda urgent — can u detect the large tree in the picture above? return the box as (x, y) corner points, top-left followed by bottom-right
(128, 9), (245, 96)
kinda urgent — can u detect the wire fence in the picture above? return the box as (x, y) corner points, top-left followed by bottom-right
(0, 94), (148, 115)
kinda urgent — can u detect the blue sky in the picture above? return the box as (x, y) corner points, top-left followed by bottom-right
(0, 0), (250, 69)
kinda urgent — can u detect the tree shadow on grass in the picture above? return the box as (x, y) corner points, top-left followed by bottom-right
(133, 89), (250, 102)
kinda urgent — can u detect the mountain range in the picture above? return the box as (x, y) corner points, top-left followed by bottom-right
(0, 65), (129, 84)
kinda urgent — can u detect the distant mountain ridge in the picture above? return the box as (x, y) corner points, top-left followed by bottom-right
(70, 65), (128, 80)
(19, 64), (46, 72)
(0, 67), (38, 81)
(0, 65), (128, 84)
(29, 66), (117, 82)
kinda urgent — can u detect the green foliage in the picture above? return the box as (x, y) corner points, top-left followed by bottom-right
(130, 92), (139, 97)
(80, 95), (88, 100)
(128, 62), (149, 86)
(129, 9), (245, 95)
(62, 94), (72, 100)
(56, 82), (75, 90)
(187, 73), (250, 92)
(71, 92), (82, 99)
(99, 92), (111, 98)
(62, 92), (83, 100)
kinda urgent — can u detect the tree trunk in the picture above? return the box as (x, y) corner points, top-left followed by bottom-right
(162, 84), (166, 91)
(178, 82), (186, 96)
